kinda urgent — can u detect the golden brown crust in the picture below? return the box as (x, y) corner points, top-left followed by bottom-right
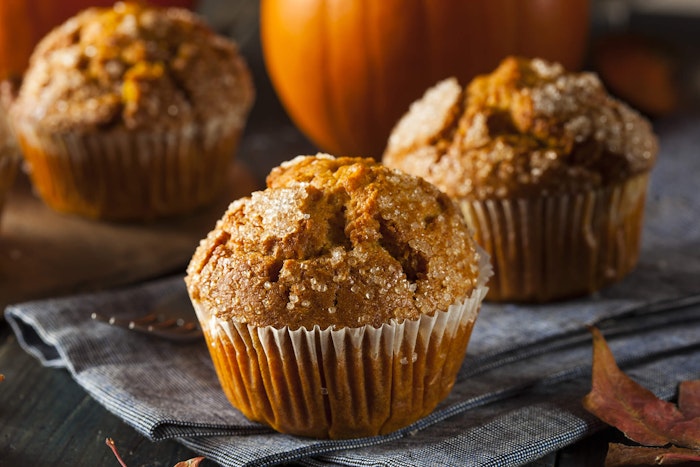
(383, 56), (658, 199)
(186, 154), (481, 330)
(11, 2), (253, 132)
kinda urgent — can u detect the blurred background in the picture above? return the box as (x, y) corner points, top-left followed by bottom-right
(2, 0), (698, 160)
(199, 0), (700, 111)
(203, 0), (700, 160)
(201, 0), (699, 160)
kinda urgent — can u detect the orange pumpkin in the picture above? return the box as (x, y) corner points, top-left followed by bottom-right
(261, 0), (590, 157)
(0, 0), (195, 81)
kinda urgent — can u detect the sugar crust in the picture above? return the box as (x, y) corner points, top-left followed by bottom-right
(186, 155), (482, 329)
(384, 56), (658, 199)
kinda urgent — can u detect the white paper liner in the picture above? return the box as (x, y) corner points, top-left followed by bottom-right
(12, 114), (244, 220)
(460, 173), (650, 302)
(192, 249), (491, 439)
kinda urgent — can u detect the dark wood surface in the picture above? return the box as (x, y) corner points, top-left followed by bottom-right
(1, 2), (697, 466)
(0, 325), (203, 466)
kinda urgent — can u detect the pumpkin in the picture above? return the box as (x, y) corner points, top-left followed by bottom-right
(0, 0), (195, 81)
(261, 0), (590, 157)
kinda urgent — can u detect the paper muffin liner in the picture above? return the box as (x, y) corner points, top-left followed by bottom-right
(192, 252), (491, 439)
(459, 173), (650, 302)
(12, 115), (244, 221)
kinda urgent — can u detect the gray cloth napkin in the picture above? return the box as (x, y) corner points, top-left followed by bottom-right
(5, 114), (700, 467)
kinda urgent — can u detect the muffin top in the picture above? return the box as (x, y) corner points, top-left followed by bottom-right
(383, 56), (658, 199)
(11, 1), (253, 132)
(186, 154), (483, 330)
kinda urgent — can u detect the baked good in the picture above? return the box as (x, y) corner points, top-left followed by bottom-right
(0, 80), (20, 230)
(10, 1), (254, 221)
(186, 154), (490, 438)
(383, 56), (658, 302)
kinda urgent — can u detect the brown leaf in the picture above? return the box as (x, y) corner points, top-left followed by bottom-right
(605, 443), (700, 466)
(678, 381), (700, 419)
(173, 458), (205, 467)
(582, 327), (700, 449)
(0, 374), (4, 382)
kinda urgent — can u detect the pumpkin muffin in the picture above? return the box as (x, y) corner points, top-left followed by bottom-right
(186, 154), (491, 439)
(383, 56), (658, 302)
(10, 1), (254, 221)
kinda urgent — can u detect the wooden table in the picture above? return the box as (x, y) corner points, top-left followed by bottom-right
(1, 2), (697, 466)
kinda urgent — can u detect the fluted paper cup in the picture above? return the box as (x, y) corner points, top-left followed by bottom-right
(459, 173), (650, 302)
(192, 252), (491, 439)
(12, 114), (244, 221)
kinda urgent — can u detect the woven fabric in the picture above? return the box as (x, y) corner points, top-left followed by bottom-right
(5, 115), (700, 466)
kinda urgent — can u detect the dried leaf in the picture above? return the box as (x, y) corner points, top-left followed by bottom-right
(678, 381), (700, 419)
(605, 443), (700, 466)
(582, 327), (700, 449)
(0, 374), (4, 382)
(173, 458), (205, 467)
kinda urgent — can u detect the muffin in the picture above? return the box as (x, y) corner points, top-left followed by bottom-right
(186, 154), (490, 439)
(383, 56), (658, 302)
(0, 80), (20, 229)
(10, 1), (254, 221)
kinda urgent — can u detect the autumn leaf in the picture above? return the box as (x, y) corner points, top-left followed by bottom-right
(0, 374), (4, 382)
(582, 327), (700, 449)
(679, 381), (700, 419)
(605, 443), (700, 466)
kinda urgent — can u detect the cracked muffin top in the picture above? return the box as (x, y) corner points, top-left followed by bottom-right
(383, 56), (658, 199)
(186, 154), (483, 330)
(12, 1), (253, 132)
